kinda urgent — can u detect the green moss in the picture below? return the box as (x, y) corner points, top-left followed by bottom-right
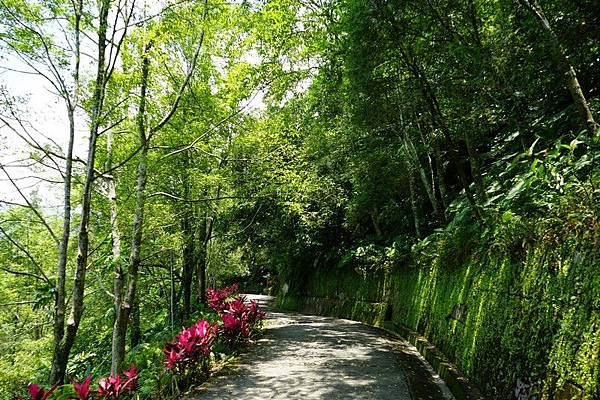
(278, 295), (299, 311)
(290, 229), (600, 399)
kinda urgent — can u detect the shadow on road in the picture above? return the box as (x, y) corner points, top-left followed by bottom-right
(182, 298), (452, 400)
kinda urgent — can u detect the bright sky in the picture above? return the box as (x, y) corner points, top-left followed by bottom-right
(0, 0), (138, 211)
(0, 57), (86, 212)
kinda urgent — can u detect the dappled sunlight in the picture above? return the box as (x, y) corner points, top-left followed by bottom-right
(182, 310), (445, 400)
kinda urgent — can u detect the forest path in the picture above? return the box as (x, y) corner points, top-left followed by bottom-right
(182, 295), (454, 400)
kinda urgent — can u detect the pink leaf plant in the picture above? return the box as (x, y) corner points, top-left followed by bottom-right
(20, 383), (58, 400)
(219, 296), (266, 346)
(206, 283), (239, 313)
(96, 363), (140, 399)
(69, 375), (92, 400)
(163, 320), (218, 373)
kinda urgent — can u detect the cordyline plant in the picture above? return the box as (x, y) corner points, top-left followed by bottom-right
(163, 320), (218, 378)
(70, 375), (91, 400)
(14, 383), (58, 400)
(97, 364), (140, 399)
(15, 364), (139, 400)
(219, 296), (266, 346)
(205, 283), (239, 312)
(206, 284), (266, 347)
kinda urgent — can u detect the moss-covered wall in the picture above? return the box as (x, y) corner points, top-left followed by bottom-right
(279, 238), (600, 399)
(279, 266), (390, 326)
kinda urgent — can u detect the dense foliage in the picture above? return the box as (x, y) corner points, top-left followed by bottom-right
(0, 0), (599, 398)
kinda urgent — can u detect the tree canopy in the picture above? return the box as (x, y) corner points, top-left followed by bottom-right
(0, 0), (599, 398)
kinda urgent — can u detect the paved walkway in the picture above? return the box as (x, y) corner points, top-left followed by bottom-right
(183, 295), (454, 400)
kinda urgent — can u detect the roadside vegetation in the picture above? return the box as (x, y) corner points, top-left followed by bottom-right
(0, 0), (598, 398)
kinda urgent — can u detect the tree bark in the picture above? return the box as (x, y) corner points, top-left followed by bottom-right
(465, 132), (487, 202)
(196, 216), (210, 305)
(107, 128), (124, 374)
(111, 42), (150, 373)
(130, 296), (141, 349)
(50, 0), (81, 385)
(181, 213), (195, 321)
(395, 42), (484, 220)
(106, 128), (123, 318)
(402, 136), (444, 224)
(433, 144), (448, 213)
(406, 159), (421, 239)
(518, 0), (597, 135)
(181, 153), (195, 320)
(50, 0), (109, 384)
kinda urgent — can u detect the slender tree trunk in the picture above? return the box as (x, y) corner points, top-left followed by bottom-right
(371, 210), (383, 237)
(181, 153), (195, 320)
(130, 296), (141, 348)
(106, 128), (126, 373)
(406, 160), (421, 239)
(170, 254), (176, 330)
(196, 218), (209, 304)
(518, 0), (597, 135)
(181, 214), (194, 320)
(464, 132), (487, 202)
(50, 0), (108, 384)
(396, 43), (483, 220)
(111, 43), (150, 373)
(402, 136), (444, 224)
(105, 130), (123, 305)
(50, 0), (82, 385)
(112, 1), (206, 367)
(433, 144), (448, 213)
(416, 120), (437, 208)
(51, 96), (75, 386)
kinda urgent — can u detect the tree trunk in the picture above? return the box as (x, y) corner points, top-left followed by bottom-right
(130, 296), (141, 348)
(406, 160), (421, 239)
(111, 42), (150, 373)
(50, 0), (108, 384)
(433, 144), (448, 213)
(371, 210), (383, 237)
(403, 136), (444, 224)
(111, 0), (205, 368)
(464, 132), (487, 202)
(51, 88), (75, 387)
(518, 0), (597, 135)
(181, 213), (194, 321)
(50, 0), (81, 385)
(196, 218), (210, 305)
(395, 41), (483, 220)
(106, 128), (125, 375)
(181, 153), (195, 320)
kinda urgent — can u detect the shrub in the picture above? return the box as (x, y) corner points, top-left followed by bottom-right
(220, 297), (265, 346)
(205, 284), (239, 313)
(14, 383), (58, 400)
(96, 364), (140, 399)
(69, 375), (91, 400)
(14, 364), (139, 400)
(162, 320), (218, 376)
(206, 284), (266, 347)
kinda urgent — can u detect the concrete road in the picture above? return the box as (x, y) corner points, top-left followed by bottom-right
(183, 295), (454, 400)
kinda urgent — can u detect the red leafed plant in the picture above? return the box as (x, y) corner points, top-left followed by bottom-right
(15, 383), (58, 400)
(206, 283), (239, 312)
(219, 296), (266, 346)
(17, 365), (139, 400)
(96, 363), (140, 399)
(69, 375), (92, 400)
(163, 320), (218, 375)
(206, 284), (266, 346)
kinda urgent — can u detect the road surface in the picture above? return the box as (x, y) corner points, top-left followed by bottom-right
(183, 295), (454, 400)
